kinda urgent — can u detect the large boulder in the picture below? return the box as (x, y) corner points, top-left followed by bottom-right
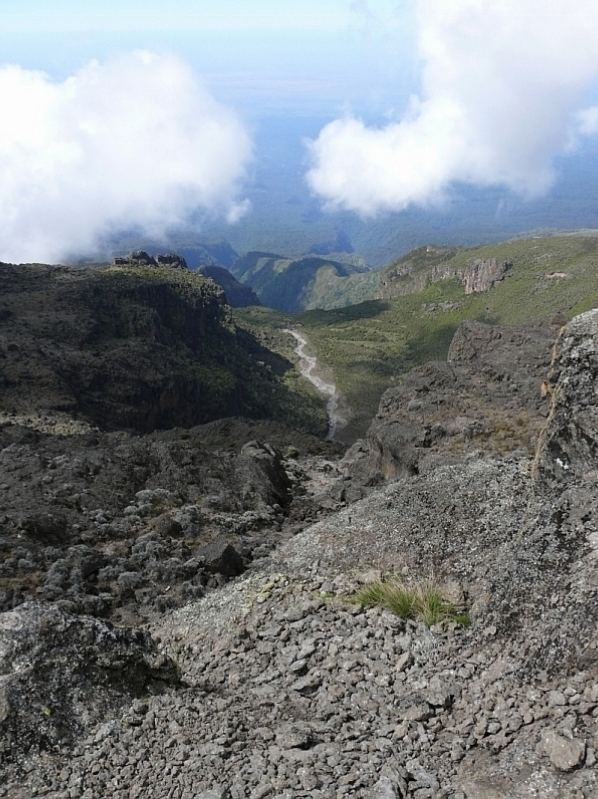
(353, 318), (562, 484)
(0, 602), (178, 760)
(533, 308), (598, 482)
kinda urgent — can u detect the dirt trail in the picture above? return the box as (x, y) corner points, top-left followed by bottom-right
(284, 328), (346, 440)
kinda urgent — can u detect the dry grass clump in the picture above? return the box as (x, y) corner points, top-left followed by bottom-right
(354, 577), (469, 627)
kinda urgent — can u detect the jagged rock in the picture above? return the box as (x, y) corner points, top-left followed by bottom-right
(534, 308), (598, 482)
(0, 602), (178, 760)
(461, 257), (511, 293)
(113, 250), (188, 270)
(353, 317), (561, 484)
(376, 248), (511, 299)
(541, 730), (586, 771)
(239, 440), (292, 507)
(197, 541), (244, 577)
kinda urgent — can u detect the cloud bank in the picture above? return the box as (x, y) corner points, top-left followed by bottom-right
(0, 52), (252, 264)
(307, 0), (598, 215)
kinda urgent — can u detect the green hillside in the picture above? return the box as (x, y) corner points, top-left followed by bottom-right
(231, 251), (374, 312)
(237, 234), (598, 441)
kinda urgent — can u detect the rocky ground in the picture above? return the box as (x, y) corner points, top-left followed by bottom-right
(0, 416), (343, 625)
(1, 305), (598, 797)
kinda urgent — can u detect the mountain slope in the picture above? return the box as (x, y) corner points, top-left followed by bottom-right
(198, 264), (261, 307)
(0, 261), (326, 434)
(231, 251), (374, 312)
(240, 234), (598, 441)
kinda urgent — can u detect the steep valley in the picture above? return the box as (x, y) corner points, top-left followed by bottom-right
(1, 243), (598, 798)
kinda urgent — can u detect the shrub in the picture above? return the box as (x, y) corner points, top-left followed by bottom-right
(354, 577), (469, 627)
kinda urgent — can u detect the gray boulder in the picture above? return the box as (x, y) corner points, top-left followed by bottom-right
(0, 602), (178, 760)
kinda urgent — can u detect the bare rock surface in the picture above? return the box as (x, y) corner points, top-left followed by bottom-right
(375, 247), (511, 299)
(0, 601), (178, 761)
(1, 310), (598, 797)
(0, 418), (342, 625)
(349, 316), (564, 485)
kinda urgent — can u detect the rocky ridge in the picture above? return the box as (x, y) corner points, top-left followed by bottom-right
(1, 305), (598, 797)
(342, 316), (565, 488)
(375, 248), (511, 300)
(198, 265), (261, 308)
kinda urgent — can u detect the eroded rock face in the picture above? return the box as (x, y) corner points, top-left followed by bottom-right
(0, 601), (178, 760)
(533, 308), (598, 483)
(0, 263), (322, 433)
(461, 257), (511, 294)
(376, 249), (511, 299)
(351, 317), (562, 484)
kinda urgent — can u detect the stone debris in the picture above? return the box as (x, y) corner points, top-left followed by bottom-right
(541, 730), (586, 772)
(1, 311), (598, 797)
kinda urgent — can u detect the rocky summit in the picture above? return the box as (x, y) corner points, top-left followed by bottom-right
(0, 264), (597, 799)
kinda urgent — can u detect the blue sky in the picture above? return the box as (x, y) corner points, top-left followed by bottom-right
(0, 1), (417, 115)
(2, 0), (598, 264)
(0, 1), (406, 32)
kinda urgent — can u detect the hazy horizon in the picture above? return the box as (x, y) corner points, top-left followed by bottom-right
(2, 1), (598, 265)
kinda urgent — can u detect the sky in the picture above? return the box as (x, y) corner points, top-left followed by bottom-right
(1, 1), (598, 262)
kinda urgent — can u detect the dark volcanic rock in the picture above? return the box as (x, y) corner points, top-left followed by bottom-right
(197, 541), (244, 577)
(0, 419), (337, 622)
(0, 262), (320, 433)
(355, 317), (563, 484)
(3, 311), (598, 798)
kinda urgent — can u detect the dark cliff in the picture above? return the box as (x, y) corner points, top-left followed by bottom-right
(197, 264), (261, 307)
(0, 262), (322, 433)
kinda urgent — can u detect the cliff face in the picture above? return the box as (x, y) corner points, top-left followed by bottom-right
(0, 262), (319, 433)
(198, 264), (261, 307)
(343, 316), (564, 485)
(376, 248), (511, 299)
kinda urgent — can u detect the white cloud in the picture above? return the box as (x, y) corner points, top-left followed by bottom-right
(307, 0), (598, 215)
(0, 51), (252, 263)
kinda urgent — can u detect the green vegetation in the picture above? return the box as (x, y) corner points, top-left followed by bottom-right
(232, 305), (329, 434)
(231, 251), (373, 312)
(354, 577), (469, 628)
(282, 234), (598, 439)
(236, 234), (598, 441)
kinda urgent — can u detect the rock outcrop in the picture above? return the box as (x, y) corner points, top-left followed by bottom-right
(456, 257), (511, 294)
(375, 247), (511, 300)
(0, 601), (178, 761)
(346, 317), (563, 485)
(533, 308), (598, 483)
(113, 250), (188, 269)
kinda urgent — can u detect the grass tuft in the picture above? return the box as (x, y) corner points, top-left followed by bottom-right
(354, 577), (469, 627)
